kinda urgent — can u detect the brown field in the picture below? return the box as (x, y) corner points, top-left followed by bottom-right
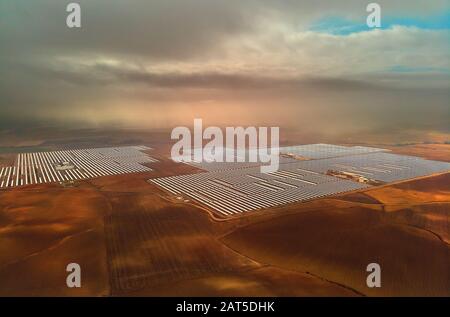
(0, 154), (16, 166)
(362, 173), (450, 244)
(337, 192), (381, 204)
(95, 164), (356, 296)
(222, 201), (449, 296)
(125, 266), (359, 297)
(103, 190), (356, 296)
(366, 173), (450, 206)
(0, 184), (109, 296)
(222, 173), (450, 296)
(385, 144), (450, 162)
(0, 138), (448, 296)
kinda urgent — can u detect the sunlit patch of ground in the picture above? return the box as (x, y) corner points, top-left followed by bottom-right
(222, 203), (449, 296)
(384, 143), (450, 162)
(0, 185), (109, 296)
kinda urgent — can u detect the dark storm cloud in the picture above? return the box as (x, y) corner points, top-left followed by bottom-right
(0, 0), (257, 60)
(2, 0), (446, 60)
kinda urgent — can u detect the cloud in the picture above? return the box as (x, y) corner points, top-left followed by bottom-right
(0, 0), (258, 61)
(0, 0), (449, 141)
(309, 10), (450, 35)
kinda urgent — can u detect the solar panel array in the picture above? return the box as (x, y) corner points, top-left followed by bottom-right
(150, 165), (368, 216)
(0, 146), (156, 188)
(174, 147), (296, 172)
(150, 144), (450, 216)
(281, 152), (450, 183)
(187, 156), (298, 172)
(183, 144), (386, 171)
(279, 143), (387, 159)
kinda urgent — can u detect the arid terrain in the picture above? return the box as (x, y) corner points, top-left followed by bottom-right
(0, 131), (449, 296)
(222, 176), (450, 296)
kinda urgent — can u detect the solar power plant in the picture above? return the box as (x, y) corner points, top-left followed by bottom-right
(279, 144), (387, 159)
(0, 145), (156, 188)
(150, 164), (369, 216)
(278, 152), (450, 183)
(150, 144), (450, 216)
(184, 144), (386, 171)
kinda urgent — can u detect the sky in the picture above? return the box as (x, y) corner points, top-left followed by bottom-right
(0, 0), (449, 142)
